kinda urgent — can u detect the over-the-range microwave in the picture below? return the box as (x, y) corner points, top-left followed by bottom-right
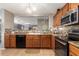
(61, 6), (79, 26)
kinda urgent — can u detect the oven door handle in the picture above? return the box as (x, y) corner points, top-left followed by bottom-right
(56, 39), (67, 46)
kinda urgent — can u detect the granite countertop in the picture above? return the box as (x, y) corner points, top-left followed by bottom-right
(9, 31), (52, 35)
(68, 41), (79, 48)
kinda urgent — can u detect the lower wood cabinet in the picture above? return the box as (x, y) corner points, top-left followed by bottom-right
(26, 35), (52, 48)
(32, 37), (40, 48)
(26, 35), (40, 48)
(69, 44), (79, 56)
(4, 33), (16, 48)
(10, 35), (16, 48)
(41, 35), (51, 48)
(5, 33), (52, 49)
(4, 33), (10, 48)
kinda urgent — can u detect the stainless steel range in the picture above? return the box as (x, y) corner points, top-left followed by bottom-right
(53, 26), (70, 56)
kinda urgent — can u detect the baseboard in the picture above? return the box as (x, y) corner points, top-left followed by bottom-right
(0, 48), (5, 50)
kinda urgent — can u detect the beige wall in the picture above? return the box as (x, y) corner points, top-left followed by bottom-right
(4, 10), (14, 29)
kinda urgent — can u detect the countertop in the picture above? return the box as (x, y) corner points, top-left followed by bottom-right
(68, 41), (79, 48)
(5, 31), (52, 35)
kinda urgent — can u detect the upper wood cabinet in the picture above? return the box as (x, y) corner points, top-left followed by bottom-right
(53, 9), (63, 27)
(10, 35), (16, 48)
(53, 15), (57, 27)
(53, 3), (79, 28)
(62, 3), (69, 16)
(69, 3), (79, 11)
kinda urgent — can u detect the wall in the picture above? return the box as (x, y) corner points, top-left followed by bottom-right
(49, 15), (53, 29)
(38, 17), (49, 31)
(0, 9), (5, 48)
(0, 9), (3, 48)
(14, 16), (38, 25)
(4, 10), (14, 29)
(0, 9), (14, 48)
(14, 16), (49, 31)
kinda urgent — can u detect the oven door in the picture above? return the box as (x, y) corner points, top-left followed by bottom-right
(55, 39), (68, 56)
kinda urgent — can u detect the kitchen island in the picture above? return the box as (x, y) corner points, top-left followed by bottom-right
(4, 31), (55, 49)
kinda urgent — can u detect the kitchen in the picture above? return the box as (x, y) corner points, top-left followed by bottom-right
(0, 3), (79, 56)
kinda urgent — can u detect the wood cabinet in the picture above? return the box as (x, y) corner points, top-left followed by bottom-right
(41, 35), (51, 48)
(4, 32), (10, 48)
(69, 3), (79, 11)
(53, 14), (58, 27)
(26, 35), (52, 48)
(62, 3), (69, 16)
(53, 9), (62, 27)
(32, 36), (40, 48)
(69, 44), (79, 56)
(53, 3), (79, 28)
(5, 33), (52, 49)
(10, 35), (16, 48)
(26, 35), (40, 48)
(51, 36), (55, 49)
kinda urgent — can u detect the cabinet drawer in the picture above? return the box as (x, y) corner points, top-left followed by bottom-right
(69, 44), (79, 56)
(26, 35), (40, 39)
(69, 52), (77, 56)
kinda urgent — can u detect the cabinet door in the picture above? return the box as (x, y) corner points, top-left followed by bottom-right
(69, 3), (79, 11)
(32, 35), (40, 48)
(41, 35), (51, 48)
(53, 14), (59, 27)
(10, 35), (16, 48)
(4, 33), (10, 48)
(53, 9), (62, 27)
(51, 36), (55, 49)
(69, 44), (79, 56)
(53, 16), (57, 27)
(56, 10), (62, 26)
(26, 35), (34, 48)
(62, 3), (69, 16)
(26, 35), (40, 48)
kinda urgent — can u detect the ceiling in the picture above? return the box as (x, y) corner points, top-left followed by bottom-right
(0, 3), (65, 16)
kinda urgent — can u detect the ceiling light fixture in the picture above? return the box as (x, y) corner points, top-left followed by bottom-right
(26, 3), (37, 14)
(32, 6), (37, 11)
(26, 8), (32, 14)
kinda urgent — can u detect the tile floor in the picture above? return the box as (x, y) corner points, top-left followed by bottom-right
(0, 49), (55, 56)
